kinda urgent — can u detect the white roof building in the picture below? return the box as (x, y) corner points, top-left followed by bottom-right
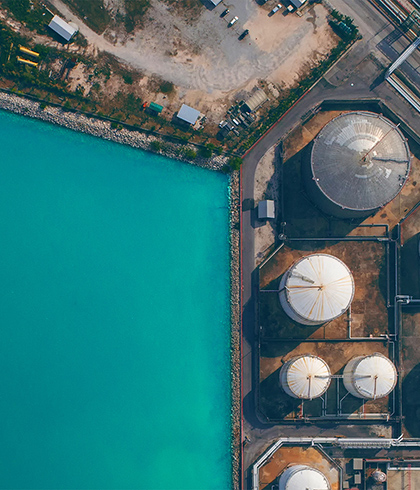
(210, 0), (223, 5)
(279, 465), (330, 490)
(48, 15), (78, 42)
(258, 200), (275, 220)
(177, 104), (200, 125)
(279, 254), (354, 325)
(280, 355), (331, 399)
(343, 353), (397, 399)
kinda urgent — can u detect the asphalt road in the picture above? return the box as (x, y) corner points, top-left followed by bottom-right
(240, 0), (420, 485)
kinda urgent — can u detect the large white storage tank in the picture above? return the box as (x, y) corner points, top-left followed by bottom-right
(280, 355), (331, 400)
(279, 254), (354, 325)
(343, 353), (397, 399)
(304, 111), (411, 218)
(279, 465), (330, 490)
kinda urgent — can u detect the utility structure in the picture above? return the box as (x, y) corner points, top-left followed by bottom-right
(280, 355), (331, 399)
(278, 465), (330, 490)
(279, 254), (354, 325)
(303, 112), (411, 218)
(343, 353), (397, 399)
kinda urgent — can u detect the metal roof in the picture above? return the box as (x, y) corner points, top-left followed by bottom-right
(279, 465), (330, 490)
(258, 200), (275, 219)
(280, 355), (331, 399)
(310, 112), (411, 212)
(48, 15), (78, 42)
(244, 89), (268, 112)
(210, 0), (222, 4)
(343, 353), (397, 399)
(290, 0), (307, 7)
(177, 104), (200, 125)
(279, 254), (354, 325)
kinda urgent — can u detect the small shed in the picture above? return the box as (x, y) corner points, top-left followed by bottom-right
(243, 89), (268, 113)
(149, 102), (163, 114)
(258, 200), (275, 220)
(177, 104), (200, 125)
(48, 15), (78, 42)
(290, 0), (307, 7)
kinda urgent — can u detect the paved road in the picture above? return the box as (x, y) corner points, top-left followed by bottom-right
(240, 0), (420, 486)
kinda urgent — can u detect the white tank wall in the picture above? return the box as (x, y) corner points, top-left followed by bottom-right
(279, 465), (330, 490)
(279, 254), (354, 326)
(343, 354), (397, 399)
(280, 355), (331, 400)
(279, 273), (316, 325)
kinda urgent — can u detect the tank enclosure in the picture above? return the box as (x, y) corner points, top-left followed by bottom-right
(279, 465), (331, 490)
(343, 353), (397, 399)
(279, 254), (354, 325)
(303, 112), (411, 218)
(280, 355), (331, 400)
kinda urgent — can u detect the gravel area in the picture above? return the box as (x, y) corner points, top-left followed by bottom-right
(0, 90), (242, 487)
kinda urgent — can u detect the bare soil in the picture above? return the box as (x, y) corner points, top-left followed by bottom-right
(46, 0), (339, 123)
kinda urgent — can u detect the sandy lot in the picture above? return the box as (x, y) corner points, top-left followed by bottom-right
(47, 0), (339, 117)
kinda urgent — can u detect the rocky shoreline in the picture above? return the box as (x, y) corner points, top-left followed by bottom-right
(0, 90), (242, 488)
(0, 91), (229, 171)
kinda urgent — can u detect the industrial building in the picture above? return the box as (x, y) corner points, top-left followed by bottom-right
(343, 353), (397, 400)
(48, 15), (78, 42)
(303, 112), (411, 218)
(177, 104), (201, 125)
(279, 254), (354, 325)
(243, 89), (268, 113)
(280, 355), (331, 400)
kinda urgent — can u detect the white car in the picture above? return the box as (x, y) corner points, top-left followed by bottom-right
(228, 16), (238, 27)
(271, 4), (281, 14)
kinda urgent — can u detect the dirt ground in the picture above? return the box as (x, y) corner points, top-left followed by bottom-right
(259, 446), (340, 490)
(46, 0), (339, 123)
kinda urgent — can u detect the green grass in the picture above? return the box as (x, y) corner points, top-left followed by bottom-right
(61, 0), (111, 34)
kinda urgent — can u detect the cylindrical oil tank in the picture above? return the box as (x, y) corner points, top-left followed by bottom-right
(280, 355), (331, 400)
(279, 253), (354, 325)
(279, 465), (331, 490)
(372, 470), (387, 482)
(303, 111), (411, 218)
(343, 353), (397, 399)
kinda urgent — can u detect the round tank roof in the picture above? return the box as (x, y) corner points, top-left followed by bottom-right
(280, 355), (331, 399)
(279, 465), (330, 490)
(344, 353), (397, 399)
(279, 254), (354, 325)
(310, 112), (411, 212)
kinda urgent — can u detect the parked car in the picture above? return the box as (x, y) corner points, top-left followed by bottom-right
(270, 4), (281, 14)
(228, 16), (238, 27)
(220, 8), (229, 18)
(238, 29), (249, 40)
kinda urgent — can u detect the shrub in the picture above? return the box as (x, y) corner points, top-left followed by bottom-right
(123, 73), (133, 84)
(150, 140), (161, 152)
(183, 148), (197, 159)
(229, 156), (242, 171)
(160, 81), (174, 94)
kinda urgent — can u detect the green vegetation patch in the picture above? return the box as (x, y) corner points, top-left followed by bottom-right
(61, 0), (111, 34)
(124, 0), (151, 33)
(1, 0), (48, 33)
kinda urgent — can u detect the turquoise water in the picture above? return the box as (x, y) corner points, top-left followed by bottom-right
(0, 111), (232, 490)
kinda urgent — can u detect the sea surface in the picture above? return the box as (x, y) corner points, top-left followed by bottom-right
(0, 111), (232, 490)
